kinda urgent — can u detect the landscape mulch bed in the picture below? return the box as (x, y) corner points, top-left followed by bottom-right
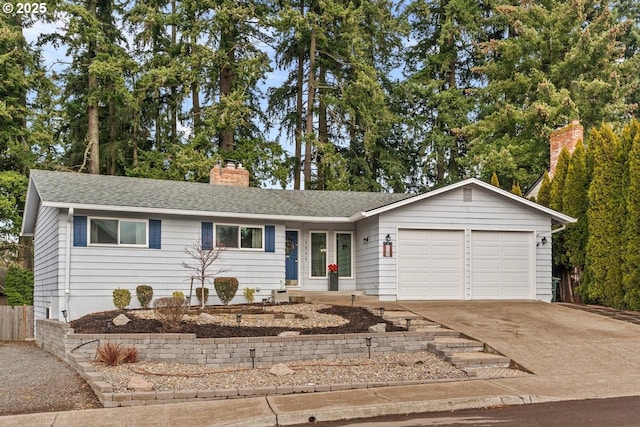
(70, 305), (406, 338)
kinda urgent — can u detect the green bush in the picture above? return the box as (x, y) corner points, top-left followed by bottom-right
(5, 266), (34, 306)
(195, 287), (209, 305)
(112, 288), (131, 310)
(136, 285), (153, 308)
(172, 291), (185, 300)
(214, 277), (239, 305)
(243, 287), (255, 303)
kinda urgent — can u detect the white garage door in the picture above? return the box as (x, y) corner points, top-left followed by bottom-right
(471, 231), (533, 299)
(397, 229), (465, 300)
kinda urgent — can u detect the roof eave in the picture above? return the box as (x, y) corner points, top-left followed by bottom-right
(358, 178), (577, 224)
(40, 202), (354, 223)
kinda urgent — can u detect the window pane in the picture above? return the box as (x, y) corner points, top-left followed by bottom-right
(337, 233), (352, 277)
(241, 227), (262, 249)
(120, 221), (146, 245)
(90, 219), (117, 244)
(216, 225), (239, 248)
(311, 233), (327, 277)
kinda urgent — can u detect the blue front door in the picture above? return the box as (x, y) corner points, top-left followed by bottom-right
(285, 230), (298, 285)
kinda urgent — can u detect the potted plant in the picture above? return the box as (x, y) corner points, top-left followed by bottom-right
(328, 263), (338, 291)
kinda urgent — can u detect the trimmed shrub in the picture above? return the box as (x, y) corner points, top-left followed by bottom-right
(153, 296), (186, 330)
(214, 277), (239, 305)
(136, 285), (153, 308)
(195, 287), (209, 305)
(5, 265), (34, 306)
(112, 288), (131, 310)
(172, 291), (185, 300)
(243, 287), (256, 303)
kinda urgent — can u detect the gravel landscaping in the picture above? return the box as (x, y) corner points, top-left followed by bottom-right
(93, 351), (467, 393)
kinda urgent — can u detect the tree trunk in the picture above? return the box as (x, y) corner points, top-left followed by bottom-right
(303, 25), (316, 189)
(219, 21), (237, 152)
(294, 17), (304, 190)
(317, 62), (328, 190)
(87, 0), (99, 174)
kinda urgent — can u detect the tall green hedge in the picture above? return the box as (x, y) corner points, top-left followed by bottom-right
(583, 125), (625, 306)
(622, 121), (640, 310)
(5, 266), (34, 306)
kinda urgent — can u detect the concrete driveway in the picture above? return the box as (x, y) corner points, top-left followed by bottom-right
(398, 301), (640, 400)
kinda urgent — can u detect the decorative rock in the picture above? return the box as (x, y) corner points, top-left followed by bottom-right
(278, 331), (301, 337)
(270, 363), (295, 376)
(127, 376), (154, 392)
(368, 323), (387, 333)
(112, 314), (131, 326)
(199, 313), (217, 322)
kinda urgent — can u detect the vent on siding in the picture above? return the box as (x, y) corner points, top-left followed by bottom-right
(463, 188), (472, 202)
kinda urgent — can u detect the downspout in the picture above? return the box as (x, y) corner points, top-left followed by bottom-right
(551, 224), (566, 234)
(65, 207), (73, 318)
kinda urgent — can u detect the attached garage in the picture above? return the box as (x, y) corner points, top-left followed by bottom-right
(397, 229), (534, 300)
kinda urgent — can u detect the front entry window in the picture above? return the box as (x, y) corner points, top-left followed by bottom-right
(336, 233), (352, 277)
(310, 232), (327, 277)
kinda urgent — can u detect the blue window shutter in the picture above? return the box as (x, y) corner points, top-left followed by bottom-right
(202, 222), (213, 250)
(265, 225), (275, 252)
(73, 216), (87, 247)
(149, 219), (161, 249)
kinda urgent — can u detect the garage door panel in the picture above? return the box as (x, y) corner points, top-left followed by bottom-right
(398, 229), (465, 300)
(471, 231), (532, 299)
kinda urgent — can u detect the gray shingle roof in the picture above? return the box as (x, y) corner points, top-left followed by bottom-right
(29, 170), (413, 218)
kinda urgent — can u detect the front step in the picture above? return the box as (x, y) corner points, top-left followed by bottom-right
(428, 337), (486, 357)
(448, 352), (511, 369)
(371, 308), (517, 375)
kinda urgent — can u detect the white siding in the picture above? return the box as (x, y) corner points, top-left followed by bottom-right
(378, 185), (553, 302)
(33, 206), (64, 320)
(355, 217), (379, 294)
(67, 212), (286, 319)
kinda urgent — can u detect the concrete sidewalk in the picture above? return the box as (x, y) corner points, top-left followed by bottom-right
(2, 299), (640, 426)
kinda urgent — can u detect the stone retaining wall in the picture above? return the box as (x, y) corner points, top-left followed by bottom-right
(36, 319), (437, 368)
(35, 319), (460, 408)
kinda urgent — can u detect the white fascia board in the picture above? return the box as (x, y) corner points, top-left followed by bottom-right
(40, 202), (353, 224)
(20, 178), (41, 236)
(356, 178), (577, 224)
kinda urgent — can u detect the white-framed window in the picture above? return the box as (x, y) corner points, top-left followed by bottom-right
(215, 224), (263, 249)
(310, 231), (327, 277)
(336, 232), (353, 278)
(89, 217), (148, 246)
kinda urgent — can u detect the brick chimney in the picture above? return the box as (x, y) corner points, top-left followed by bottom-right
(549, 120), (583, 176)
(210, 161), (250, 187)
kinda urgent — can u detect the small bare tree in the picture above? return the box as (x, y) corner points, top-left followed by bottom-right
(182, 240), (225, 309)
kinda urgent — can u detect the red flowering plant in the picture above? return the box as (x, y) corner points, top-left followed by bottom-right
(327, 263), (338, 273)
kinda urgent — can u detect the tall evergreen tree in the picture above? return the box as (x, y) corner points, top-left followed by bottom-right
(467, 0), (636, 188)
(583, 124), (626, 306)
(403, 0), (488, 188)
(536, 171), (552, 207)
(561, 140), (588, 301)
(622, 120), (640, 309)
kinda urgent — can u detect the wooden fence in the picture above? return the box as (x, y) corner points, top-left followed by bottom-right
(0, 305), (34, 341)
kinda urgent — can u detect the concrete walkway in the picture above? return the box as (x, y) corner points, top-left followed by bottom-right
(2, 298), (640, 426)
